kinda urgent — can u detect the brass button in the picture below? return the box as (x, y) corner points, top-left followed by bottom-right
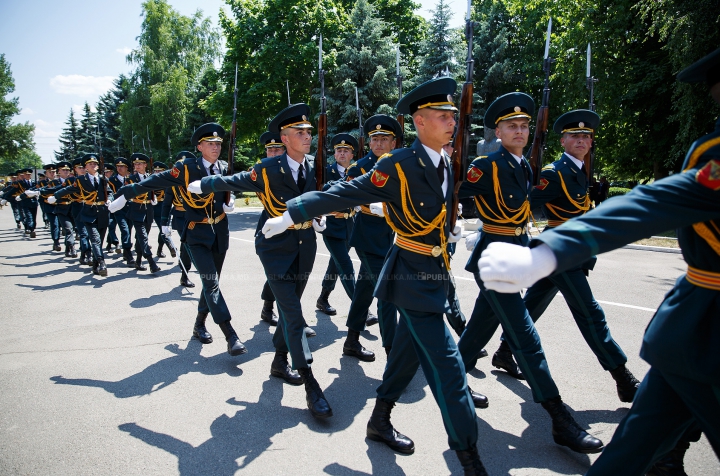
(420, 202), (424, 206)
(299, 240), (303, 244)
(431, 246), (442, 257)
(509, 194), (513, 198)
(514, 227), (522, 236)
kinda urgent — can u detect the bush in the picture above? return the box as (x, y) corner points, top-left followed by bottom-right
(608, 187), (631, 198)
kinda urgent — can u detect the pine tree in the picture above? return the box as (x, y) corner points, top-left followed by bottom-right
(96, 75), (130, 161)
(326, 0), (398, 135)
(77, 102), (97, 154)
(54, 109), (80, 162)
(415, 0), (464, 85)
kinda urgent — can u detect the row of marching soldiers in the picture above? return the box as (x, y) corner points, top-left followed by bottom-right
(0, 155), (194, 286)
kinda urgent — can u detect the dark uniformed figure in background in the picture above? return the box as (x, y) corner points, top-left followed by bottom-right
(151, 161), (177, 260)
(39, 164), (62, 251)
(103, 163), (120, 253)
(1, 173), (23, 228)
(43, 162), (77, 257)
(492, 109), (641, 402)
(124, 153), (161, 273)
(262, 78), (487, 474)
(192, 105), (332, 419)
(68, 158), (91, 265)
(457, 92), (603, 454)
(160, 151), (197, 288)
(107, 158), (135, 267)
(12, 168), (39, 238)
(53, 154), (111, 276)
(477, 47), (720, 476)
(344, 114), (402, 357)
(110, 124), (246, 357)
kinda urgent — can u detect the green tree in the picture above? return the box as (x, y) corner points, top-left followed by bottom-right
(415, 0), (464, 84)
(77, 102), (97, 154)
(96, 75), (130, 161)
(54, 109), (80, 162)
(0, 54), (36, 172)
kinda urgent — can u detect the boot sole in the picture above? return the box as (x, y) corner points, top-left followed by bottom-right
(343, 348), (376, 362)
(366, 433), (415, 454)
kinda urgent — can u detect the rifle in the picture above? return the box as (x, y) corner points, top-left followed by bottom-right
(449, 3), (475, 230)
(355, 87), (364, 157)
(528, 18), (554, 186)
(396, 47), (404, 148)
(585, 43), (598, 181)
(286, 80), (291, 106)
(315, 35), (328, 191)
(167, 135), (172, 161)
(146, 125), (154, 172)
(226, 62), (238, 204)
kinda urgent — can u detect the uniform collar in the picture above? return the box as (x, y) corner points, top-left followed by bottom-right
(563, 153), (584, 170)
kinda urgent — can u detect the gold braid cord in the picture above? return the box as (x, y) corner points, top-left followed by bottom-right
(682, 136), (720, 256)
(178, 165), (214, 209)
(474, 162), (530, 225)
(384, 163), (451, 269)
(74, 179), (94, 202)
(544, 171), (590, 223)
(256, 168), (287, 218)
(172, 187), (184, 207)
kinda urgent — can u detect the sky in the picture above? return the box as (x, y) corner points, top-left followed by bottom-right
(0, 0), (467, 164)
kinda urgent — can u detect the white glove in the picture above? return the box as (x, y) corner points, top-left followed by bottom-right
(162, 226), (172, 236)
(47, 196), (57, 204)
(15, 195), (21, 201)
(187, 180), (202, 194)
(465, 231), (480, 251)
(369, 202), (384, 217)
(26, 190), (40, 197)
(262, 210), (294, 238)
(448, 225), (462, 243)
(478, 242), (558, 293)
(312, 216), (326, 232)
(354, 205), (362, 213)
(458, 203), (463, 216)
(223, 196), (235, 213)
(108, 195), (127, 213)
(151, 197), (158, 206)
(0, 199), (6, 206)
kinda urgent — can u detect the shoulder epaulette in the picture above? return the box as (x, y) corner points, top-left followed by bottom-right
(377, 153), (393, 161)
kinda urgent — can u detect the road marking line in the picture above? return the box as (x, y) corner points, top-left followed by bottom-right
(596, 300), (656, 312)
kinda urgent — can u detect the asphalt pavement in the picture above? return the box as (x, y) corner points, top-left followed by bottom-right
(0, 208), (717, 475)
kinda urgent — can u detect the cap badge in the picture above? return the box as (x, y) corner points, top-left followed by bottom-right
(213, 131), (218, 137)
(270, 139), (276, 143)
(376, 124), (381, 130)
(514, 106), (521, 112)
(447, 94), (453, 102)
(579, 122), (585, 128)
(302, 115), (307, 121)
(341, 140), (346, 144)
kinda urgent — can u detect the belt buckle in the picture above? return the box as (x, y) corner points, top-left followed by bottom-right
(207, 217), (215, 225)
(431, 245), (442, 257)
(514, 227), (522, 236)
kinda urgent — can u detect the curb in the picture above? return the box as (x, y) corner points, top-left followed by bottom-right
(623, 244), (682, 254)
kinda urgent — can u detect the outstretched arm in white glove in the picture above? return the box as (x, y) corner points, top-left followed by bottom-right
(448, 225), (462, 243)
(478, 242), (557, 293)
(312, 216), (326, 232)
(47, 196), (57, 204)
(369, 202), (384, 217)
(107, 195), (127, 213)
(223, 196), (235, 213)
(261, 211), (294, 238)
(187, 180), (202, 194)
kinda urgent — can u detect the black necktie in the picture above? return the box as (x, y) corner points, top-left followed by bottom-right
(521, 160), (529, 184)
(209, 164), (216, 175)
(436, 156), (446, 186)
(297, 163), (306, 190)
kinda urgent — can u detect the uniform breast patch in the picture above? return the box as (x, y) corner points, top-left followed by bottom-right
(535, 177), (549, 190)
(467, 165), (483, 183)
(170, 166), (180, 178)
(250, 167), (257, 182)
(371, 169), (389, 187)
(696, 160), (720, 190)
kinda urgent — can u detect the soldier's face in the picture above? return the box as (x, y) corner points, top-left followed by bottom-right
(266, 146), (285, 158)
(334, 147), (353, 167)
(74, 166), (85, 176)
(134, 162), (147, 174)
(197, 140), (222, 161)
(495, 119), (530, 150)
(104, 170), (113, 178)
(281, 128), (312, 158)
(116, 165), (128, 176)
(561, 133), (592, 160)
(413, 109), (456, 152)
(85, 162), (98, 174)
(369, 134), (396, 156)
(58, 169), (70, 179)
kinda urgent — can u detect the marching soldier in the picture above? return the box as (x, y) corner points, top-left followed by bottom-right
(43, 162), (77, 257)
(39, 164), (62, 251)
(476, 47), (720, 476)
(489, 109), (641, 402)
(124, 153), (161, 273)
(151, 161), (177, 260)
(189, 105), (332, 419)
(68, 158), (92, 265)
(0, 173), (23, 229)
(109, 124), (246, 356)
(107, 157), (135, 267)
(103, 163), (120, 253)
(12, 168), (39, 237)
(343, 114), (402, 357)
(261, 78), (486, 473)
(457, 92), (603, 453)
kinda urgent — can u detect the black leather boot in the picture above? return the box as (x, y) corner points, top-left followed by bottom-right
(97, 259), (108, 277)
(30, 230), (36, 238)
(105, 242), (112, 252)
(260, 300), (278, 326)
(167, 241), (177, 258)
(343, 329), (375, 362)
(541, 396), (604, 454)
(609, 364), (640, 403)
(79, 251), (89, 266)
(297, 367), (333, 419)
(53, 241), (61, 252)
(366, 398), (414, 454)
(218, 320), (247, 356)
(193, 313), (213, 344)
(134, 255), (147, 271)
(316, 287), (336, 315)
(492, 340), (524, 380)
(270, 351), (303, 385)
(468, 386), (489, 409)
(365, 311), (379, 327)
(92, 260), (100, 275)
(146, 255), (161, 273)
(156, 243), (166, 258)
(456, 444), (489, 476)
(646, 426), (701, 476)
(180, 266), (195, 287)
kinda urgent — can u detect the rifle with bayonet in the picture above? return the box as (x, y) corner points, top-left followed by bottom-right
(449, 3), (475, 230)
(585, 43), (597, 181)
(315, 35), (328, 191)
(528, 18), (554, 186)
(146, 125), (154, 172)
(396, 46), (404, 148)
(226, 62), (238, 204)
(95, 124), (108, 198)
(355, 86), (364, 157)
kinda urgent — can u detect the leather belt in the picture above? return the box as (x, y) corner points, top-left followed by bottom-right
(483, 223), (527, 236)
(546, 219), (566, 228)
(395, 235), (445, 258)
(84, 201), (106, 206)
(359, 205), (375, 216)
(131, 199), (151, 204)
(686, 266), (720, 291)
(329, 210), (356, 219)
(187, 212), (226, 230)
(56, 201), (71, 205)
(174, 206), (185, 212)
(289, 220), (312, 230)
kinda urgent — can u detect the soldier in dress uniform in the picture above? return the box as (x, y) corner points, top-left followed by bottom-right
(68, 158), (92, 265)
(42, 162), (77, 257)
(0, 173), (22, 229)
(489, 109), (642, 402)
(262, 78), (487, 474)
(457, 92), (604, 454)
(103, 163), (120, 253)
(39, 164), (62, 251)
(12, 168), (39, 237)
(151, 161), (177, 260)
(36, 172), (49, 229)
(160, 151), (196, 288)
(123, 153), (161, 273)
(107, 157), (135, 267)
(51, 154), (111, 276)
(343, 114), (402, 357)
(477, 47), (720, 476)
(189, 105), (333, 419)
(109, 124), (246, 356)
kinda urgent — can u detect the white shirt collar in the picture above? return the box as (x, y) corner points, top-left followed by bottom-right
(202, 157), (220, 175)
(421, 144), (448, 195)
(336, 163), (346, 176)
(509, 152), (524, 164)
(564, 153), (584, 170)
(286, 156), (304, 173)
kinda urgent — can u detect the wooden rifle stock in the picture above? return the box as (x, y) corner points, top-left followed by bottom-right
(226, 63), (239, 204)
(396, 114), (405, 148)
(315, 112), (327, 191)
(450, 80), (473, 230)
(528, 105), (548, 186)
